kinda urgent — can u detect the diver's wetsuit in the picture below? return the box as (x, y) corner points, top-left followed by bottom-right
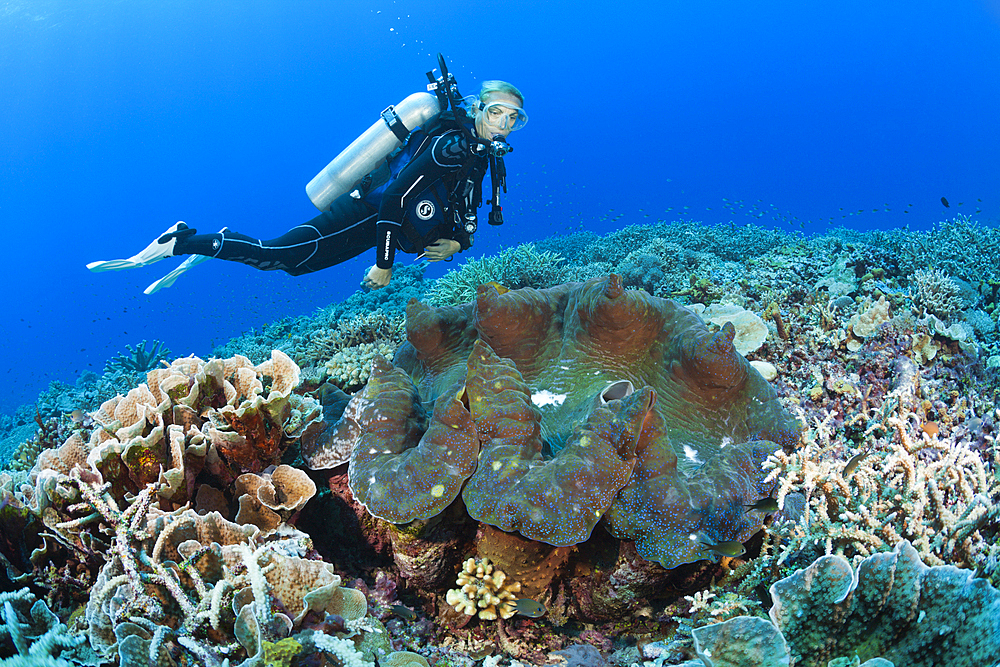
(174, 120), (486, 276)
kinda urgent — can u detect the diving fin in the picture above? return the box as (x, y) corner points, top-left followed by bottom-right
(144, 254), (211, 294)
(86, 222), (193, 272)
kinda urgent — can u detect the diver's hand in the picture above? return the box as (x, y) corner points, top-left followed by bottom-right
(363, 266), (392, 289)
(422, 239), (460, 262)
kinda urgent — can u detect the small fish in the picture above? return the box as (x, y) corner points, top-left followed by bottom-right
(743, 497), (779, 513)
(842, 446), (872, 479)
(514, 598), (546, 618)
(68, 409), (85, 424)
(388, 604), (417, 621)
(468, 647), (494, 660)
(692, 532), (746, 558)
(755, 583), (774, 611)
(941, 196), (951, 208)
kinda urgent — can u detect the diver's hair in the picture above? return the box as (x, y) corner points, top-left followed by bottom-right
(478, 80), (524, 106)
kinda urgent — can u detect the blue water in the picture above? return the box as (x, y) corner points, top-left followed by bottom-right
(1, 0), (998, 415)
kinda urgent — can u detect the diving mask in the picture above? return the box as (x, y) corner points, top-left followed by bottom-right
(480, 100), (528, 131)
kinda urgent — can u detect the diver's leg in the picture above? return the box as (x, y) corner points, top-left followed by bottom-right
(173, 197), (378, 276)
(290, 196), (381, 274)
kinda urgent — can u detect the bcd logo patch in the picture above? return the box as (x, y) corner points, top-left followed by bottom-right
(416, 200), (435, 220)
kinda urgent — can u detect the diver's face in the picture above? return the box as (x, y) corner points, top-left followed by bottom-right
(475, 92), (524, 139)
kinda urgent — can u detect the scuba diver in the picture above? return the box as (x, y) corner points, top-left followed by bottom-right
(87, 54), (526, 293)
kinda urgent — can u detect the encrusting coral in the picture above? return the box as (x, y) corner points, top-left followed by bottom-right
(310, 275), (801, 570)
(688, 540), (1000, 667)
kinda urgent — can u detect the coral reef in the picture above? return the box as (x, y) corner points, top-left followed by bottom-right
(424, 243), (566, 306)
(313, 275), (800, 571)
(2, 214), (1000, 666)
(689, 540), (1000, 667)
(445, 557), (522, 620)
(104, 339), (172, 374)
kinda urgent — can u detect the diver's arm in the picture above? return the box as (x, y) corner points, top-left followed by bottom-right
(422, 239), (460, 261)
(364, 265), (392, 288)
(374, 220), (401, 269)
(374, 129), (469, 269)
(449, 223), (474, 252)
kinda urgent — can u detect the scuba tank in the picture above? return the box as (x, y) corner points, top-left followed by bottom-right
(307, 53), (511, 234)
(306, 91), (445, 211)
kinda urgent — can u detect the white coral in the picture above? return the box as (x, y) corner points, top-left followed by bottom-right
(445, 557), (522, 620)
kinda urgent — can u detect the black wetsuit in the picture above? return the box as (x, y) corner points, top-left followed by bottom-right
(174, 117), (488, 275)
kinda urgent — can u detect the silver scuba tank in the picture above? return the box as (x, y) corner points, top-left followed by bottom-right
(306, 92), (445, 211)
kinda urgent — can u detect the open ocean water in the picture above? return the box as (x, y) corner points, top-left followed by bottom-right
(2, 0), (998, 417)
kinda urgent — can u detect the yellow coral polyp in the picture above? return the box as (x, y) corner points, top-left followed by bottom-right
(446, 557), (522, 620)
(263, 637), (303, 667)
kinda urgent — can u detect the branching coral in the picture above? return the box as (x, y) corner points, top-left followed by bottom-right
(445, 557), (522, 621)
(736, 386), (1000, 594)
(298, 311), (405, 372)
(0, 587), (84, 661)
(104, 340), (172, 374)
(424, 243), (566, 306)
(910, 267), (967, 320)
(66, 467), (367, 666)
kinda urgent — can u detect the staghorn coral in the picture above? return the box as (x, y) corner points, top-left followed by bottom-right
(424, 242), (566, 306)
(754, 403), (1000, 576)
(104, 339), (172, 374)
(730, 357), (1000, 601)
(910, 267), (967, 320)
(445, 557), (522, 621)
(691, 540), (1000, 667)
(311, 275), (800, 570)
